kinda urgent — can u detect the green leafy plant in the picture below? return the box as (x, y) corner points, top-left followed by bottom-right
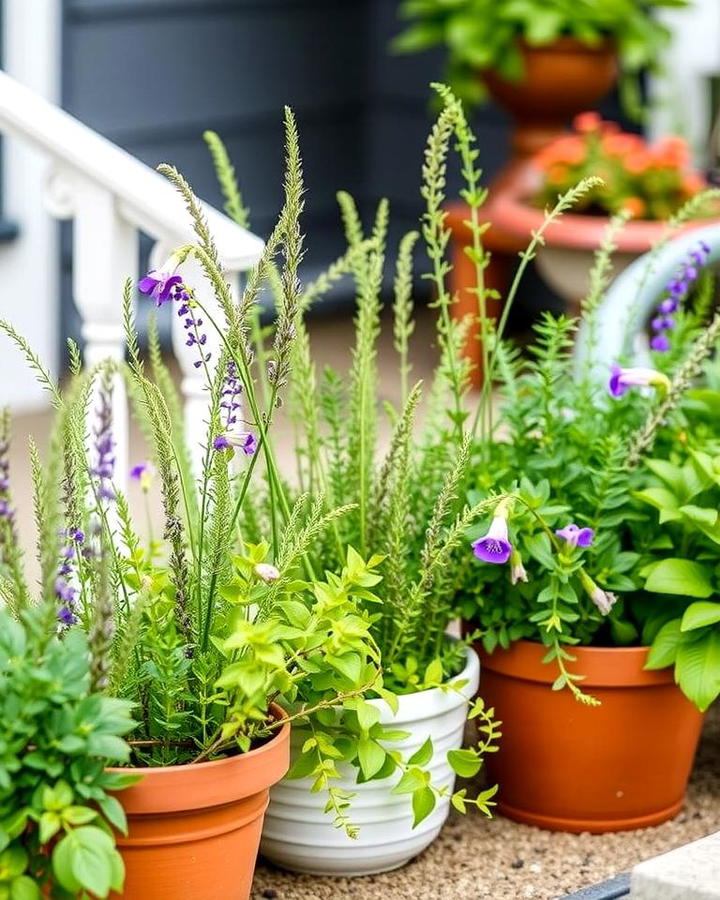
(459, 194), (720, 708)
(635, 372), (720, 711)
(200, 87), (507, 821)
(393, 0), (688, 115)
(0, 604), (135, 899)
(0, 107), (388, 845)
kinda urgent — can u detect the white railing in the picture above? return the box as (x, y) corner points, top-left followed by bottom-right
(0, 69), (264, 489)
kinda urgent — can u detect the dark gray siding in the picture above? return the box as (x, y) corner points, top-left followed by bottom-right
(59, 0), (516, 340)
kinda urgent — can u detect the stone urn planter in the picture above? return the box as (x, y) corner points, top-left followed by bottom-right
(476, 641), (704, 833)
(261, 647), (480, 876)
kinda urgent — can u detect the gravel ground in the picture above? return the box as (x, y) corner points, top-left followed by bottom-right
(252, 707), (719, 900)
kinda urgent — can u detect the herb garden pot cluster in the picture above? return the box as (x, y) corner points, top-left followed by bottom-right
(262, 648), (480, 876)
(476, 642), (704, 833)
(3, 78), (719, 900)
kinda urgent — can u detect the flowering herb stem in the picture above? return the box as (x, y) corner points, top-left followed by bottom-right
(472, 177), (603, 444)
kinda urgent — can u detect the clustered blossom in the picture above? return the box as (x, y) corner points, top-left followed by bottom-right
(650, 241), (712, 352)
(608, 365), (670, 399)
(92, 384), (116, 501)
(138, 257), (211, 371)
(56, 527), (85, 627)
(556, 523), (594, 549)
(212, 360), (256, 456)
(535, 112), (706, 220)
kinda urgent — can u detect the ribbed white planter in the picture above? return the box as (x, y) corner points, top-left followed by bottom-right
(260, 646), (480, 876)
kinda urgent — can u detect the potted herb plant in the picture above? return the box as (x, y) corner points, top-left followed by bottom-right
(0, 594), (136, 899)
(198, 104), (502, 876)
(393, 0), (687, 156)
(488, 113), (716, 307)
(458, 224), (717, 832)
(0, 110), (391, 899)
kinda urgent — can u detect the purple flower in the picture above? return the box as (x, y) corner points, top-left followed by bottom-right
(58, 606), (78, 627)
(649, 241), (712, 353)
(213, 431), (257, 455)
(91, 381), (116, 502)
(138, 253), (184, 306)
(609, 365), (670, 398)
(556, 523), (594, 548)
(579, 570), (616, 616)
(650, 334), (671, 352)
(130, 461), (154, 491)
(472, 513), (512, 565)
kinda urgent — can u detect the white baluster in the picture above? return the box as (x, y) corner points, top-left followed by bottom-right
(71, 176), (137, 497)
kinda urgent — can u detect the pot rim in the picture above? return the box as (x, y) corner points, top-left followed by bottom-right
(369, 644), (480, 724)
(478, 639), (675, 688)
(487, 166), (716, 251)
(108, 702), (289, 776)
(516, 35), (616, 56)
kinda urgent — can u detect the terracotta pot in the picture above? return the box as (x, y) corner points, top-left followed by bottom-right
(109, 708), (290, 900)
(477, 641), (704, 833)
(484, 38), (618, 159)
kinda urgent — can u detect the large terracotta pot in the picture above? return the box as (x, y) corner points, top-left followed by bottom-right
(109, 709), (290, 900)
(484, 38), (618, 159)
(477, 641), (704, 833)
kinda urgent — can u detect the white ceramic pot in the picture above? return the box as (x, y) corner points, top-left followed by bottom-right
(260, 646), (480, 876)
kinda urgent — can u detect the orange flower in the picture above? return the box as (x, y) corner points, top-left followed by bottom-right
(682, 172), (706, 195)
(573, 111), (602, 133)
(622, 196), (646, 219)
(546, 163), (569, 184)
(536, 135), (586, 168)
(625, 151), (652, 175)
(654, 135), (690, 169)
(602, 133), (644, 156)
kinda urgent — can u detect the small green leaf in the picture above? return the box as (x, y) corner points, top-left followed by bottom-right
(646, 619), (682, 669)
(408, 737), (434, 767)
(412, 786), (436, 828)
(357, 738), (386, 780)
(447, 748), (482, 778)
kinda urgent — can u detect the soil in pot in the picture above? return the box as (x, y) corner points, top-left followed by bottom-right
(109, 708), (290, 900)
(476, 641), (704, 833)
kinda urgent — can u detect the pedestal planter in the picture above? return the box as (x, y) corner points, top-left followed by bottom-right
(109, 710), (290, 900)
(477, 641), (704, 833)
(484, 38), (618, 160)
(260, 647), (480, 876)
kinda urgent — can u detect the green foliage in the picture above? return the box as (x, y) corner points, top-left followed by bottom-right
(394, 0), (688, 116)
(461, 224), (720, 708)
(0, 605), (135, 898)
(636, 432), (720, 710)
